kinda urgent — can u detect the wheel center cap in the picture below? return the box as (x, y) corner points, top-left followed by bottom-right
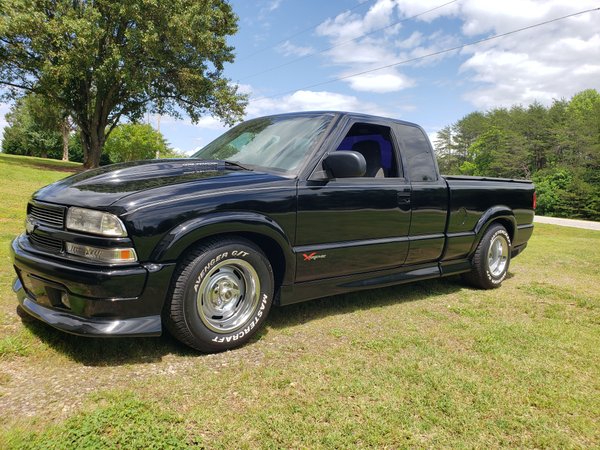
(211, 279), (239, 307)
(221, 287), (233, 300)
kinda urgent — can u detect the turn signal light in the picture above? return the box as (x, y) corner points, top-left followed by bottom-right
(65, 242), (137, 264)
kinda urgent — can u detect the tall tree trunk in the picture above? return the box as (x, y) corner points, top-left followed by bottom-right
(77, 92), (114, 169)
(61, 119), (70, 161)
(81, 123), (104, 169)
(81, 126), (102, 169)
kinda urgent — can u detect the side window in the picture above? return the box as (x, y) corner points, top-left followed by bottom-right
(395, 124), (437, 182)
(335, 123), (401, 178)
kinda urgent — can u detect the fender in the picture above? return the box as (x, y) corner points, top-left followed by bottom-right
(150, 212), (295, 284)
(468, 206), (516, 257)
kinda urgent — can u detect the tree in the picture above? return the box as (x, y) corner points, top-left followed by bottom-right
(434, 125), (457, 174)
(2, 94), (62, 158)
(3, 94), (87, 162)
(459, 127), (526, 178)
(438, 89), (600, 220)
(22, 93), (75, 161)
(104, 123), (171, 163)
(452, 111), (489, 161)
(0, 0), (246, 168)
(564, 89), (600, 171)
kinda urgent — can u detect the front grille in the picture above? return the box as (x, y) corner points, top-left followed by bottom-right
(28, 203), (66, 229)
(29, 233), (63, 252)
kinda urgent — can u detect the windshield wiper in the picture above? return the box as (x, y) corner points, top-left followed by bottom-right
(221, 160), (252, 171)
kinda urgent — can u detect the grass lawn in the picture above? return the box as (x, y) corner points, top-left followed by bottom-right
(0, 154), (598, 448)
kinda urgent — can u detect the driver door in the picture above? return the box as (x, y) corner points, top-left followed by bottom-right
(295, 120), (411, 282)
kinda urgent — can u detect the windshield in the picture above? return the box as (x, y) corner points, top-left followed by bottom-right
(191, 114), (333, 174)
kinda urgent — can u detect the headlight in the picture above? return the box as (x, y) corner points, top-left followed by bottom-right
(65, 242), (137, 263)
(66, 207), (127, 237)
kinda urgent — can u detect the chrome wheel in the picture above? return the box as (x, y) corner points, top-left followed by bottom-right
(487, 234), (509, 277)
(196, 259), (261, 333)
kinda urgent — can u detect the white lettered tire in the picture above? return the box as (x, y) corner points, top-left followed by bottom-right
(164, 238), (274, 352)
(463, 224), (511, 289)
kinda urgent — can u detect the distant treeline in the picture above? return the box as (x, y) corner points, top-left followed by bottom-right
(435, 89), (600, 220)
(1, 93), (181, 165)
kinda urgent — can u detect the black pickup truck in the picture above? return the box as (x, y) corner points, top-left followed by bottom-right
(11, 111), (535, 352)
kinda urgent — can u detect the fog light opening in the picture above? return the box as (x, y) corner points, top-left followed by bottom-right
(61, 291), (71, 309)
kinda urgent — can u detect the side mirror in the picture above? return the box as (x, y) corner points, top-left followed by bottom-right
(323, 151), (366, 178)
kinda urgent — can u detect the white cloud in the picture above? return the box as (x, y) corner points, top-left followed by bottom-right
(259, 0), (283, 20)
(265, 0), (282, 12)
(427, 131), (439, 151)
(454, 0), (600, 108)
(376, 0), (600, 109)
(277, 40), (314, 57)
(311, 0), (599, 105)
(344, 71), (414, 93)
(394, 0), (461, 22)
(235, 83), (254, 95)
(248, 89), (389, 116)
(186, 89), (391, 154)
(396, 31), (423, 49)
(193, 115), (229, 130)
(314, 0), (460, 93)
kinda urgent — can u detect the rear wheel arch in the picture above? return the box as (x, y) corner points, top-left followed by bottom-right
(494, 217), (515, 242)
(469, 208), (516, 258)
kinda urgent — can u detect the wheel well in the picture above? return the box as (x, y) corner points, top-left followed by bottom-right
(178, 232), (287, 288)
(469, 217), (516, 259)
(491, 218), (515, 243)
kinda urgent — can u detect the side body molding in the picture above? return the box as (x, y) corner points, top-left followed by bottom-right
(150, 212), (296, 285)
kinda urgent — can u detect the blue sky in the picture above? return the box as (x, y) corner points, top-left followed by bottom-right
(158, 0), (600, 154)
(2, 0), (599, 154)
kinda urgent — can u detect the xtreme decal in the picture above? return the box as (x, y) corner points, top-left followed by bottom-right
(302, 252), (326, 261)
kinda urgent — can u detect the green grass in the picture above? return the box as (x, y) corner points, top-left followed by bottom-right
(3, 392), (189, 449)
(0, 154), (599, 448)
(0, 153), (82, 169)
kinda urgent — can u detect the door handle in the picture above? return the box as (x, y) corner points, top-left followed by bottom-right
(397, 191), (411, 211)
(397, 192), (411, 204)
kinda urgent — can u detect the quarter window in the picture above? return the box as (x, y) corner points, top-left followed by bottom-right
(395, 124), (437, 182)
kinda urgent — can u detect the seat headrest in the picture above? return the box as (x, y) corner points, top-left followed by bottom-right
(351, 140), (383, 177)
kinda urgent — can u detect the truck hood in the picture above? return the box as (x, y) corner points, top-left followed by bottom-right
(33, 159), (288, 212)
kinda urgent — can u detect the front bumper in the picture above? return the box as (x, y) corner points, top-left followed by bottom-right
(10, 235), (176, 337)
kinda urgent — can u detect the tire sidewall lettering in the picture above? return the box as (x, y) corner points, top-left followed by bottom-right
(195, 251), (228, 292)
(193, 249), (254, 292)
(183, 243), (273, 349)
(211, 293), (269, 343)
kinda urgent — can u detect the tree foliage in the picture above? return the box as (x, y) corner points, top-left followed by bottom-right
(0, 0), (246, 168)
(435, 89), (600, 220)
(104, 123), (171, 163)
(2, 93), (83, 161)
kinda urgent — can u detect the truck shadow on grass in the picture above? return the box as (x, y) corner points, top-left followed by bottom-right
(267, 276), (467, 330)
(21, 276), (470, 366)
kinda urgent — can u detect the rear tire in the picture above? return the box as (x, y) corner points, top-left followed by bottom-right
(163, 238), (274, 352)
(463, 224), (511, 289)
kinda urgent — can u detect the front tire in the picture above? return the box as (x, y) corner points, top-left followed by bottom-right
(163, 238), (274, 352)
(463, 224), (511, 289)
